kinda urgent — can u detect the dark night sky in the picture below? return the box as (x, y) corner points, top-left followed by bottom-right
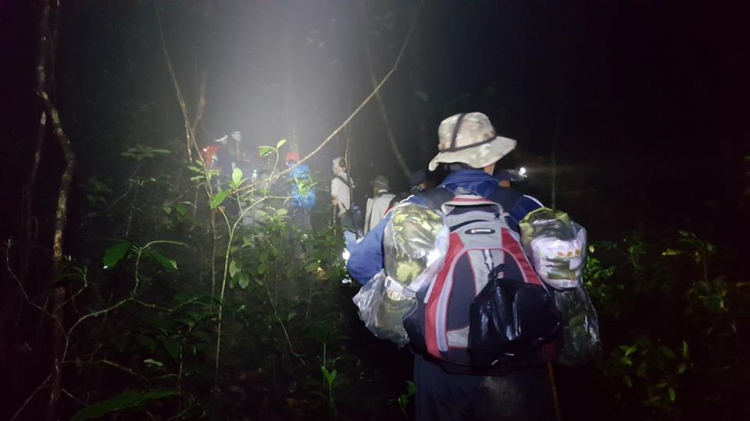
(1, 0), (749, 243)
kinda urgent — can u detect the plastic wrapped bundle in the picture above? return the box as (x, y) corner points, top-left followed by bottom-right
(384, 203), (448, 290)
(553, 287), (602, 366)
(520, 208), (587, 290)
(353, 202), (448, 345)
(352, 270), (414, 345)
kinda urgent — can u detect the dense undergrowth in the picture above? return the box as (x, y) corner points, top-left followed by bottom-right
(5, 137), (748, 420)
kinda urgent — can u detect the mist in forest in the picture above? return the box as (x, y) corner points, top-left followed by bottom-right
(1, 1), (748, 420)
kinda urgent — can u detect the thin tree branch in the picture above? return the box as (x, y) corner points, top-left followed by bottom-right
(10, 373), (51, 421)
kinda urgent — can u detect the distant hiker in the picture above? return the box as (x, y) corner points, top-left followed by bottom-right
(364, 175), (396, 234)
(494, 169), (513, 188)
(347, 112), (558, 421)
(285, 151), (315, 233)
(409, 169), (429, 194)
(330, 157), (362, 250)
(203, 131), (242, 179)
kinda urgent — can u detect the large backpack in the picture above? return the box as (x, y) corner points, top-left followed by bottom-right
(334, 174), (364, 232)
(289, 164), (316, 209)
(403, 187), (561, 374)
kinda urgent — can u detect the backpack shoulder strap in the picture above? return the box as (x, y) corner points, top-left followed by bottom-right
(486, 187), (522, 213)
(333, 174), (351, 188)
(416, 187), (455, 210)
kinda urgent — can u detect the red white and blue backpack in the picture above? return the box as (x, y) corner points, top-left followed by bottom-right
(403, 187), (562, 373)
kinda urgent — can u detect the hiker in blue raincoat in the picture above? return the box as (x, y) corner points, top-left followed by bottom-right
(284, 151), (315, 257)
(347, 112), (556, 421)
(285, 152), (315, 231)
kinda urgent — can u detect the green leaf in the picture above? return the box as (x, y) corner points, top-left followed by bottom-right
(622, 374), (633, 388)
(329, 369), (337, 384)
(146, 250), (178, 271)
(668, 387), (676, 402)
(287, 311), (297, 321)
(71, 390), (178, 421)
(237, 272), (251, 289)
(210, 190), (230, 209)
(677, 363), (686, 375)
(682, 341), (689, 359)
(636, 362), (648, 378)
(229, 260), (239, 278)
(276, 138), (287, 149)
(659, 346), (676, 359)
(136, 334), (157, 352)
(162, 337), (180, 362)
(275, 208), (288, 217)
(103, 242), (131, 269)
(625, 345), (637, 357)
(232, 168), (244, 185)
(175, 203), (187, 217)
(258, 146), (275, 158)
(143, 358), (163, 367)
(407, 380), (417, 395)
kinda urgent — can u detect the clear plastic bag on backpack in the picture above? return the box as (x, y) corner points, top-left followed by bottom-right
(353, 202), (448, 345)
(384, 202), (449, 291)
(352, 270), (415, 346)
(553, 287), (602, 366)
(520, 208), (587, 290)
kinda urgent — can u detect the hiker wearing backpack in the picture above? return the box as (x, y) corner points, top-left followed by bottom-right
(347, 112), (558, 421)
(363, 175), (396, 234)
(285, 152), (315, 230)
(330, 157), (362, 250)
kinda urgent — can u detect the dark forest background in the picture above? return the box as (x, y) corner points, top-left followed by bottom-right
(1, 0), (749, 420)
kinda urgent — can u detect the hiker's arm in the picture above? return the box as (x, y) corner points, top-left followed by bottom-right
(347, 213), (390, 284)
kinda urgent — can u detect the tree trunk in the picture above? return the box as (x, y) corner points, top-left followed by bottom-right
(37, 1), (76, 419)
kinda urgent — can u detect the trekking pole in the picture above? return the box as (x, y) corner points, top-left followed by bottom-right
(546, 361), (562, 421)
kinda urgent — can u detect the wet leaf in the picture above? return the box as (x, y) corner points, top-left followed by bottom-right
(622, 374), (632, 388)
(210, 190), (229, 209)
(162, 337), (180, 362)
(636, 362), (648, 378)
(146, 250), (177, 271)
(237, 272), (250, 289)
(71, 390), (178, 421)
(229, 260), (239, 278)
(103, 242), (131, 269)
(682, 341), (689, 359)
(258, 146), (274, 158)
(143, 358), (163, 367)
(276, 138), (287, 149)
(232, 168), (244, 185)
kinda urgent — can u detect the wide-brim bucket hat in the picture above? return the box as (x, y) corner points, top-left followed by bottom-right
(428, 112), (516, 171)
(370, 175), (390, 190)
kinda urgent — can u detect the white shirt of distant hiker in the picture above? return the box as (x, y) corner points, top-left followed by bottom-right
(330, 173), (351, 215)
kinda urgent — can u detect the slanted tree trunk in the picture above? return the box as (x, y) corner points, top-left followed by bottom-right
(360, 0), (410, 178)
(36, 1), (76, 419)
